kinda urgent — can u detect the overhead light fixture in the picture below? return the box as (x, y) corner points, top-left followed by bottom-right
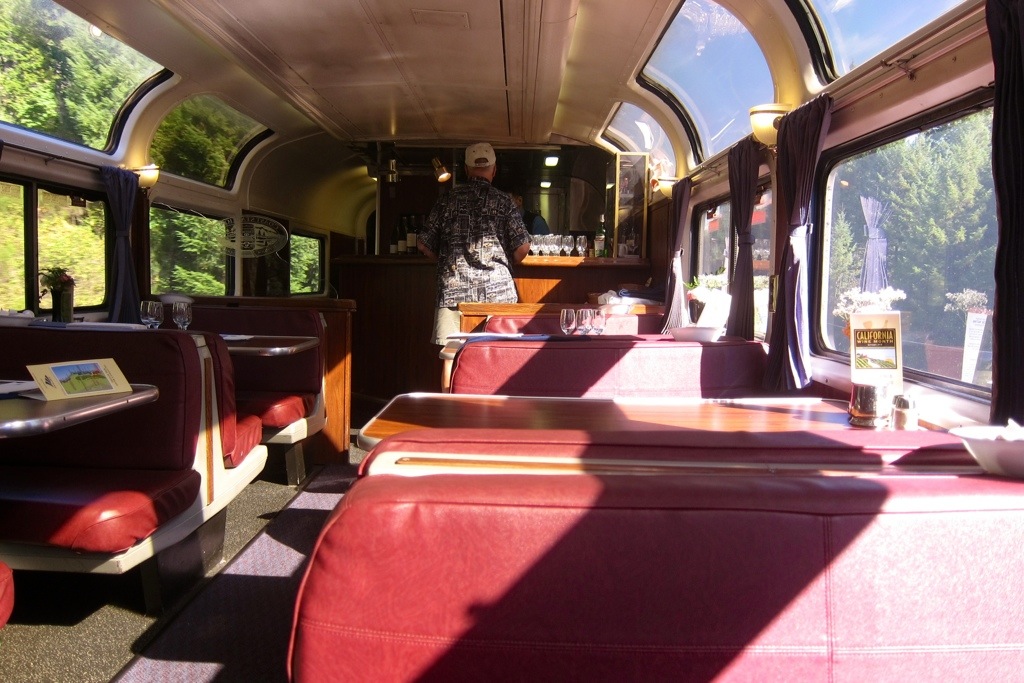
(540, 180), (552, 189)
(749, 103), (792, 148)
(432, 157), (451, 183)
(544, 155), (559, 167)
(132, 164), (160, 190)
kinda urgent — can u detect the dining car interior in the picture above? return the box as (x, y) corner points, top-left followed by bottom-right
(2, 0), (1024, 680)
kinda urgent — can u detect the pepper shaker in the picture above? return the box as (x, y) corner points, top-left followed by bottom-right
(890, 395), (918, 430)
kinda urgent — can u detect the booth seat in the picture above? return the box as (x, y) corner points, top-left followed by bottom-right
(448, 336), (768, 398)
(0, 327), (267, 611)
(482, 312), (665, 335)
(0, 560), (12, 629)
(290, 469), (1024, 682)
(187, 305), (327, 483)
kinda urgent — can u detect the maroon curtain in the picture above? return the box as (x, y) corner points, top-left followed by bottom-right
(987, 0), (1024, 424)
(660, 177), (694, 332)
(725, 137), (760, 340)
(100, 166), (143, 324)
(763, 94), (833, 391)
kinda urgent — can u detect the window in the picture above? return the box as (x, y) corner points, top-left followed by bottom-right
(604, 103), (677, 180)
(0, 180), (108, 312)
(150, 95), (270, 188)
(149, 205), (229, 296)
(820, 107), (996, 389)
(0, 0), (163, 150)
(289, 232), (325, 295)
(693, 188), (774, 338)
(802, 0), (971, 77)
(641, 0), (773, 160)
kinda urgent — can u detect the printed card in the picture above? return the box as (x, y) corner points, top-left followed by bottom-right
(26, 358), (131, 401)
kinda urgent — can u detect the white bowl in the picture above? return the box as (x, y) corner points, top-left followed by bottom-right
(0, 315), (34, 327)
(949, 425), (1024, 477)
(668, 325), (722, 342)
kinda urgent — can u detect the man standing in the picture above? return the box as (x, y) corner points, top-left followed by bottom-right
(418, 143), (531, 345)
(510, 189), (551, 235)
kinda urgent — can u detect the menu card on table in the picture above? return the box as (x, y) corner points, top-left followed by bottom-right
(26, 358), (131, 401)
(849, 311), (903, 393)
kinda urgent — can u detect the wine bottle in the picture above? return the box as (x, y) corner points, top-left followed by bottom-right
(406, 214), (418, 254)
(397, 216), (407, 254)
(389, 219), (399, 254)
(594, 214), (607, 257)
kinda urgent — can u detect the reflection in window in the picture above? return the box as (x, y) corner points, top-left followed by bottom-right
(821, 108), (995, 388)
(150, 95), (269, 188)
(150, 205), (228, 296)
(0, 0), (163, 149)
(642, 0), (773, 159)
(290, 232), (325, 295)
(694, 189), (773, 338)
(605, 103), (677, 180)
(806, 0), (969, 76)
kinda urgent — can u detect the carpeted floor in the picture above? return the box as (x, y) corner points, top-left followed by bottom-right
(112, 464), (355, 682)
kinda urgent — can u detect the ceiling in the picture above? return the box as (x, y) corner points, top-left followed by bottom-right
(64, 0), (679, 151)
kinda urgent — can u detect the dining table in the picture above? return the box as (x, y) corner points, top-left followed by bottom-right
(218, 334), (319, 356)
(0, 383), (159, 439)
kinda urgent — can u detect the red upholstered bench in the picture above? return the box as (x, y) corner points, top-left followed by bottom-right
(0, 560), (13, 629)
(449, 336), (768, 398)
(188, 305), (326, 483)
(291, 470), (1024, 682)
(0, 326), (267, 611)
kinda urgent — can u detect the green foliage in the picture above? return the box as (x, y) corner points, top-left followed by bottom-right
(290, 234), (323, 294)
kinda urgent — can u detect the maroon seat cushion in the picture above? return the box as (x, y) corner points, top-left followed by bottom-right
(0, 466), (200, 553)
(291, 473), (1024, 682)
(0, 560), (12, 628)
(227, 413), (265, 468)
(450, 337), (768, 398)
(237, 391), (316, 429)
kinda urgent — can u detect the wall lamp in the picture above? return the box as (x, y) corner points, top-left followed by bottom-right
(432, 157), (451, 183)
(133, 164), (160, 190)
(749, 103), (792, 148)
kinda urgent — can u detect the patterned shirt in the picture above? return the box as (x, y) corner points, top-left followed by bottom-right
(420, 177), (531, 307)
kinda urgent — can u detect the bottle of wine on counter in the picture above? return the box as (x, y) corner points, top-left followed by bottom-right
(594, 214), (607, 257)
(389, 220), (399, 254)
(397, 216), (407, 254)
(406, 214), (418, 254)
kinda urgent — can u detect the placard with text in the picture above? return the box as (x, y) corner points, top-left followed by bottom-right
(27, 358), (131, 401)
(850, 311), (903, 392)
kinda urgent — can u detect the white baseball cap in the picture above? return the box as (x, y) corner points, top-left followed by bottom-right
(465, 142), (496, 168)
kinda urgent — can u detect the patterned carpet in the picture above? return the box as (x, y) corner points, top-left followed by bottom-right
(113, 465), (355, 682)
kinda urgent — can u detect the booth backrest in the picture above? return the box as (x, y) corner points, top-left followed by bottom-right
(482, 313), (664, 335)
(188, 305), (325, 396)
(449, 337), (768, 398)
(291, 471), (1024, 682)
(0, 327), (202, 470)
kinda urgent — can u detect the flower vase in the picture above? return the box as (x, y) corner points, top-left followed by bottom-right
(51, 285), (74, 322)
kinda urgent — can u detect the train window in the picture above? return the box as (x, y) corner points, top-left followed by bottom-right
(289, 232), (325, 295)
(693, 188), (774, 338)
(149, 205), (228, 296)
(820, 107), (996, 389)
(0, 180), (108, 312)
(805, 0), (971, 77)
(150, 95), (268, 188)
(641, 0), (773, 159)
(604, 103), (677, 181)
(0, 0), (163, 150)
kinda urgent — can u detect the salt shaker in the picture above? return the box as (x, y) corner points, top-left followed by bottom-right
(890, 395), (918, 430)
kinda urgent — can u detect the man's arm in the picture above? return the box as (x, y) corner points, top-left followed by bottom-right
(511, 242), (530, 264)
(417, 238), (437, 261)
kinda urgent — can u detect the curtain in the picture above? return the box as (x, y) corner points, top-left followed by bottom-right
(725, 137), (760, 340)
(987, 0), (1024, 424)
(100, 166), (143, 324)
(763, 93), (834, 391)
(858, 196), (891, 293)
(660, 177), (694, 332)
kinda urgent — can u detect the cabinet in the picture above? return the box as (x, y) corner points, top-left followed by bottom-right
(608, 152), (648, 258)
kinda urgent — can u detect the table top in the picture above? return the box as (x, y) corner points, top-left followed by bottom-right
(0, 383), (159, 439)
(220, 334), (319, 356)
(358, 393), (858, 450)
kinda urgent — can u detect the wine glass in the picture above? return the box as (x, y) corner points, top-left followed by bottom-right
(561, 234), (575, 257)
(575, 234), (588, 258)
(140, 301), (155, 328)
(590, 309), (606, 335)
(172, 301), (193, 330)
(559, 308), (577, 335)
(148, 301), (164, 329)
(577, 308), (594, 334)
